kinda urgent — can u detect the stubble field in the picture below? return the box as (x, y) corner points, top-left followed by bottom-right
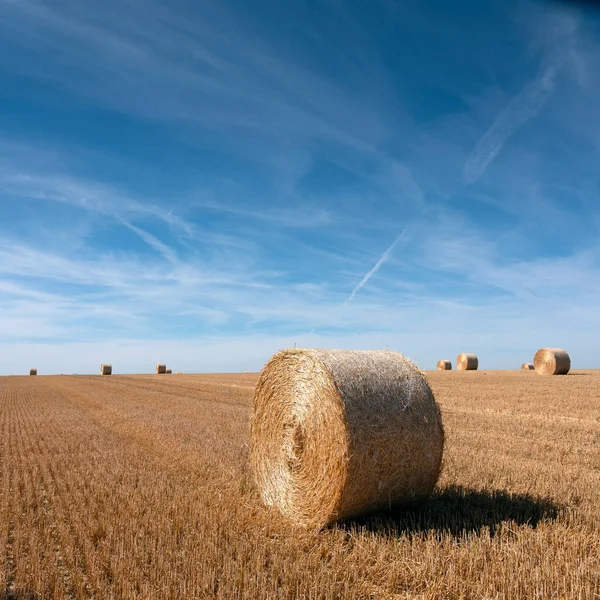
(0, 369), (598, 599)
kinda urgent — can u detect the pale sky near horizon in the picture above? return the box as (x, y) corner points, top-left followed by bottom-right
(1, 0), (599, 374)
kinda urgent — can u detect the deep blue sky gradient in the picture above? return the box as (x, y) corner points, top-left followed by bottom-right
(0, 0), (599, 373)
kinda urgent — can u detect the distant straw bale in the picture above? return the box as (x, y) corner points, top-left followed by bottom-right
(100, 364), (112, 376)
(250, 348), (444, 529)
(456, 353), (478, 371)
(29, 369), (37, 376)
(156, 364), (167, 374)
(166, 369), (172, 374)
(437, 360), (452, 371)
(521, 363), (534, 371)
(534, 348), (570, 375)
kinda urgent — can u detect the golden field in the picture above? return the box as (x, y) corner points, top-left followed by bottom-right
(0, 369), (598, 599)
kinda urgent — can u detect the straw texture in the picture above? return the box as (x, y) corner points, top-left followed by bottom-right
(156, 364), (167, 374)
(437, 360), (452, 371)
(250, 349), (444, 529)
(521, 363), (534, 371)
(456, 353), (478, 371)
(100, 364), (112, 376)
(29, 369), (37, 376)
(534, 348), (570, 375)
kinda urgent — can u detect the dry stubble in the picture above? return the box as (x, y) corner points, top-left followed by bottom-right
(0, 370), (598, 599)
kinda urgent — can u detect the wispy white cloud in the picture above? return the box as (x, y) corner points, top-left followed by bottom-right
(0, 168), (194, 236)
(0, 0), (396, 156)
(413, 208), (600, 302)
(2, 219), (600, 373)
(1, 0), (600, 375)
(195, 200), (333, 228)
(379, 161), (425, 208)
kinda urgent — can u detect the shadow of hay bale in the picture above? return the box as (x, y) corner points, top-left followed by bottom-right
(338, 484), (559, 540)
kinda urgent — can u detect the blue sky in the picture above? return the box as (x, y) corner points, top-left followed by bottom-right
(1, 0), (599, 374)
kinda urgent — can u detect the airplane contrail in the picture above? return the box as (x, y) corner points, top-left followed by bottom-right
(464, 64), (557, 183)
(346, 228), (409, 303)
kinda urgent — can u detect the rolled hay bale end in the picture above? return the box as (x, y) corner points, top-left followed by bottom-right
(456, 353), (478, 371)
(100, 364), (112, 376)
(437, 360), (452, 371)
(29, 369), (37, 376)
(534, 348), (570, 375)
(521, 363), (535, 371)
(165, 369), (172, 374)
(156, 364), (167, 374)
(250, 348), (445, 529)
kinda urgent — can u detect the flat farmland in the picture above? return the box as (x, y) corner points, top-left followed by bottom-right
(0, 370), (599, 599)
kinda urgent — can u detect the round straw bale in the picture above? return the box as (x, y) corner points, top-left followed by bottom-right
(456, 353), (478, 371)
(250, 348), (444, 529)
(156, 363), (167, 374)
(534, 348), (570, 375)
(437, 360), (452, 371)
(29, 368), (37, 376)
(100, 364), (112, 376)
(521, 363), (534, 371)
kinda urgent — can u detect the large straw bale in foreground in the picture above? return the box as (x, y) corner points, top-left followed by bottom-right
(100, 364), (112, 376)
(29, 369), (37, 376)
(521, 363), (534, 371)
(156, 363), (167, 374)
(250, 349), (445, 529)
(437, 360), (452, 371)
(456, 353), (478, 371)
(534, 348), (570, 375)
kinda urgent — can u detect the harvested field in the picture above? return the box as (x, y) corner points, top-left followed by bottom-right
(0, 370), (599, 599)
